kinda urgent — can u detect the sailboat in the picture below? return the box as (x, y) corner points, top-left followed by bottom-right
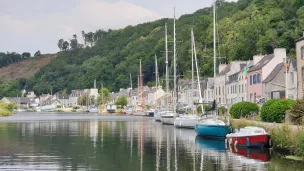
(134, 59), (146, 116)
(194, 1), (231, 138)
(160, 8), (178, 125)
(173, 29), (200, 129)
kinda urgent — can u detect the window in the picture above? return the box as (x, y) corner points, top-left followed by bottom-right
(235, 85), (237, 93)
(242, 85), (244, 93)
(219, 87), (221, 95)
(257, 74), (261, 83)
(254, 93), (256, 102)
(231, 86), (233, 94)
(301, 46), (304, 59)
(239, 85), (241, 93)
(253, 75), (257, 84)
(216, 88), (217, 95)
(250, 75), (253, 85)
(290, 72), (294, 84)
(302, 67), (304, 80)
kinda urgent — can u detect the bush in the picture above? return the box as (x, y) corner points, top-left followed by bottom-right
(261, 99), (280, 122)
(267, 99), (295, 123)
(217, 106), (227, 115)
(289, 99), (304, 125)
(229, 101), (259, 119)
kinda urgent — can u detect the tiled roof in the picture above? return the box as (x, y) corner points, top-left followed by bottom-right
(262, 63), (284, 83)
(249, 54), (274, 72)
(218, 64), (231, 76)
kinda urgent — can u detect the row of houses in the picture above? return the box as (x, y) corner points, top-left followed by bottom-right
(1, 88), (99, 109)
(176, 47), (300, 108)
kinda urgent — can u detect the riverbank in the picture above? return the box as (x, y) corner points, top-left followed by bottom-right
(0, 101), (14, 117)
(230, 119), (304, 158)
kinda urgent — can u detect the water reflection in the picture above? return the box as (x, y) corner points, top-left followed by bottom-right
(0, 116), (301, 171)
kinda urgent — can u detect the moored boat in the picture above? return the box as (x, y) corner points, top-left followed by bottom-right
(174, 114), (198, 129)
(160, 111), (175, 125)
(226, 126), (269, 148)
(154, 111), (162, 121)
(195, 119), (231, 139)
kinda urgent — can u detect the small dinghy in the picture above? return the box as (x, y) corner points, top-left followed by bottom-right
(226, 126), (269, 148)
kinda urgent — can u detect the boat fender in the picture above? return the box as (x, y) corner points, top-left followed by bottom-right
(180, 121), (182, 127)
(268, 138), (272, 147)
(246, 137), (250, 146)
(234, 141), (238, 148)
(225, 139), (228, 149)
(229, 138), (233, 146)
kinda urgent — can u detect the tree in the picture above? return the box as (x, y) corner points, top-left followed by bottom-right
(115, 96), (128, 107)
(62, 41), (69, 51)
(21, 52), (31, 58)
(34, 50), (41, 57)
(98, 87), (111, 104)
(57, 39), (64, 51)
(78, 93), (94, 106)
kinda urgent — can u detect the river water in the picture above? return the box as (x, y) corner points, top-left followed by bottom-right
(0, 113), (303, 171)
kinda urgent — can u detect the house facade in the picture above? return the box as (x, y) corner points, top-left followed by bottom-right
(214, 61), (247, 105)
(247, 49), (285, 102)
(296, 35), (304, 99)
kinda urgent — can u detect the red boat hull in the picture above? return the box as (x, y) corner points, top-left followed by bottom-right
(227, 134), (269, 147)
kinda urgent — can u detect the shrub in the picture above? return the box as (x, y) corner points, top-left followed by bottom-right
(217, 106), (227, 115)
(289, 99), (304, 125)
(267, 99), (295, 123)
(229, 101), (259, 119)
(261, 99), (280, 122)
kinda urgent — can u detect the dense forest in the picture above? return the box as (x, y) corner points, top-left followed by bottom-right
(1, 0), (304, 97)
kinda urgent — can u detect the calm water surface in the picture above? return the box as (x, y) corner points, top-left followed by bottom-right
(0, 113), (303, 171)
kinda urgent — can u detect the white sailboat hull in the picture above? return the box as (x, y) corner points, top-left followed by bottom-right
(154, 112), (161, 121)
(160, 112), (175, 125)
(174, 116), (198, 129)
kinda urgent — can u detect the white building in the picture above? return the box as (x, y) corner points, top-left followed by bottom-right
(214, 61), (248, 105)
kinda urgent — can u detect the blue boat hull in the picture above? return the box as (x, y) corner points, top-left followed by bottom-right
(195, 124), (231, 139)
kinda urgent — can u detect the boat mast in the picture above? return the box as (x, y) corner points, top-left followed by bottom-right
(192, 29), (204, 114)
(173, 7), (177, 114)
(213, 1), (217, 117)
(140, 59), (144, 107)
(165, 23), (169, 111)
(155, 54), (158, 88)
(191, 28), (195, 115)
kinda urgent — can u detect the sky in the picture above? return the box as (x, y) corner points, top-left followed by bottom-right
(0, 0), (237, 54)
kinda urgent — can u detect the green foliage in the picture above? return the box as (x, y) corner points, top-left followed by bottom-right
(230, 101), (259, 119)
(261, 99), (281, 122)
(270, 124), (297, 151)
(115, 96), (128, 107)
(98, 88), (111, 104)
(146, 105), (152, 110)
(267, 99), (295, 123)
(298, 131), (304, 156)
(0, 100), (15, 116)
(289, 99), (304, 125)
(2, 0), (304, 95)
(217, 106), (227, 115)
(34, 50), (41, 57)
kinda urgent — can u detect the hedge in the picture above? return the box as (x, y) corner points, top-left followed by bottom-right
(260, 99), (280, 122)
(229, 101), (259, 119)
(267, 99), (295, 123)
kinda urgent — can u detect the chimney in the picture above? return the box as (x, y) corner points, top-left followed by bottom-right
(253, 55), (263, 65)
(219, 64), (227, 73)
(274, 48), (286, 62)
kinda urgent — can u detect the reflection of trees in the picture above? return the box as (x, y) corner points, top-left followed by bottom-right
(0, 120), (298, 171)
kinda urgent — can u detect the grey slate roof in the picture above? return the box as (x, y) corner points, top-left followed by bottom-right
(218, 64), (231, 76)
(290, 58), (297, 70)
(5, 97), (31, 104)
(249, 54), (274, 72)
(262, 63), (284, 83)
(58, 94), (69, 99)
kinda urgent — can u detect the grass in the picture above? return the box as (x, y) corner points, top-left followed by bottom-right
(231, 118), (304, 157)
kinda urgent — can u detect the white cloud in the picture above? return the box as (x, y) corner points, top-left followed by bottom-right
(0, 0), (161, 53)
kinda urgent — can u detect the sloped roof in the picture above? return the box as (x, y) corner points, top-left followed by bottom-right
(249, 54), (274, 72)
(290, 58), (297, 70)
(58, 94), (69, 99)
(218, 64), (231, 76)
(262, 63), (284, 83)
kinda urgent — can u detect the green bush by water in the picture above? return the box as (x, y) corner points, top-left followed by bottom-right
(261, 99), (280, 122)
(261, 99), (295, 123)
(229, 102), (259, 119)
